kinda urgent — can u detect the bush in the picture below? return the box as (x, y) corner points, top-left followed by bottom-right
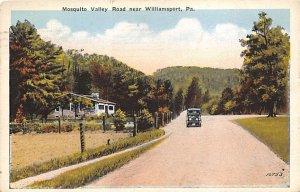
(137, 109), (154, 131)
(15, 104), (26, 124)
(10, 129), (165, 182)
(84, 123), (103, 131)
(113, 109), (127, 131)
(84, 113), (105, 121)
(9, 123), (24, 134)
(10, 121), (106, 134)
(10, 123), (78, 134)
(36, 124), (75, 133)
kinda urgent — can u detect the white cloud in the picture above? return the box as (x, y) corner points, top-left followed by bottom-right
(103, 22), (151, 41)
(38, 19), (71, 42)
(71, 31), (90, 41)
(158, 18), (203, 43)
(38, 18), (248, 74)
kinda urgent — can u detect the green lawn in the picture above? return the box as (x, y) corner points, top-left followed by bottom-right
(234, 116), (289, 163)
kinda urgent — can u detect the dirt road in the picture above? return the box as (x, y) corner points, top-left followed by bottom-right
(85, 113), (289, 187)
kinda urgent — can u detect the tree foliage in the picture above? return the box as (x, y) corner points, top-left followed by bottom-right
(173, 89), (184, 116)
(217, 87), (234, 114)
(239, 12), (290, 116)
(185, 77), (202, 108)
(113, 109), (127, 131)
(153, 66), (239, 96)
(10, 20), (66, 120)
(147, 79), (173, 113)
(137, 108), (154, 131)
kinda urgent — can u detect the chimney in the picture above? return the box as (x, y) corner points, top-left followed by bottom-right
(91, 93), (99, 99)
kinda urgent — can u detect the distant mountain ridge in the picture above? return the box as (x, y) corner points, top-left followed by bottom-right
(153, 66), (240, 96)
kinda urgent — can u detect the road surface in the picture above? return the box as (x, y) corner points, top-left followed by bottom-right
(85, 113), (289, 187)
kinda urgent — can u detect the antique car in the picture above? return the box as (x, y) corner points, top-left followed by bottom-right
(186, 108), (201, 127)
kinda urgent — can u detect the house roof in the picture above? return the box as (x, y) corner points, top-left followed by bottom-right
(68, 92), (116, 105)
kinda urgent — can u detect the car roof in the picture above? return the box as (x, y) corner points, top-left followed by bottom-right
(187, 108), (201, 111)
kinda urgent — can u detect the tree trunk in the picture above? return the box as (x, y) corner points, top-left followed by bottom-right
(267, 101), (276, 117)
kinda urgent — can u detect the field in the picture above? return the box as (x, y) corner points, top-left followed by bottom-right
(10, 131), (131, 169)
(234, 116), (289, 163)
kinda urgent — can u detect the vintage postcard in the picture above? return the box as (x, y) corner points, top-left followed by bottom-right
(1, 0), (300, 191)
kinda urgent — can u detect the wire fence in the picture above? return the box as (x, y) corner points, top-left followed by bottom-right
(9, 111), (174, 135)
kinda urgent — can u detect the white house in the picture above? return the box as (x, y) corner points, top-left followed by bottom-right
(52, 92), (116, 118)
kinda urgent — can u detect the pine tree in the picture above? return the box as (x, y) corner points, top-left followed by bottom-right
(202, 90), (211, 104)
(74, 70), (92, 94)
(15, 104), (26, 123)
(239, 12), (290, 117)
(173, 89), (184, 116)
(185, 77), (202, 108)
(218, 87), (234, 114)
(10, 20), (66, 120)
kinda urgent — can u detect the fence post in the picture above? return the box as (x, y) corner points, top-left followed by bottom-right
(166, 113), (168, 125)
(58, 117), (61, 134)
(162, 113), (164, 127)
(79, 123), (85, 153)
(102, 115), (106, 132)
(133, 114), (137, 137)
(171, 112), (173, 121)
(22, 122), (26, 134)
(155, 112), (159, 128)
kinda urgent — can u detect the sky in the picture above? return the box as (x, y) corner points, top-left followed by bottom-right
(12, 9), (290, 74)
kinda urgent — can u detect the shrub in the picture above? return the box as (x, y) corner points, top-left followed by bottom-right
(25, 123), (75, 133)
(9, 123), (23, 134)
(15, 104), (26, 124)
(10, 122), (104, 134)
(84, 123), (103, 131)
(10, 129), (165, 182)
(137, 109), (154, 131)
(113, 109), (127, 131)
(84, 113), (105, 121)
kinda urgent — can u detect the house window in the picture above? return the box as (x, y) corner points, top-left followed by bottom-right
(55, 107), (60, 112)
(98, 105), (104, 110)
(109, 106), (114, 111)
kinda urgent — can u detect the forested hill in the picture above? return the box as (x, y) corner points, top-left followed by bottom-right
(153, 66), (240, 96)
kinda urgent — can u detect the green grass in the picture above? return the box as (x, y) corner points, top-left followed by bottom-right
(234, 116), (289, 163)
(11, 129), (165, 182)
(29, 137), (168, 188)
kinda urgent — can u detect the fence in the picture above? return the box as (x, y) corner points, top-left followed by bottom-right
(9, 111), (175, 135)
(154, 111), (173, 128)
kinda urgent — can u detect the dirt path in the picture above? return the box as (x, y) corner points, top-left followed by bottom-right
(85, 113), (289, 187)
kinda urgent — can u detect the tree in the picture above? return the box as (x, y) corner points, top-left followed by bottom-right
(202, 90), (211, 104)
(15, 104), (26, 123)
(205, 97), (219, 115)
(218, 87), (234, 114)
(90, 61), (113, 100)
(10, 20), (65, 120)
(147, 79), (173, 113)
(137, 108), (154, 131)
(185, 77), (202, 108)
(111, 70), (129, 111)
(113, 109), (127, 131)
(173, 89), (184, 116)
(74, 70), (92, 94)
(240, 12), (290, 117)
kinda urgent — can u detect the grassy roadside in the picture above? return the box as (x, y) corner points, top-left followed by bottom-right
(234, 116), (289, 163)
(29, 136), (168, 188)
(11, 129), (165, 182)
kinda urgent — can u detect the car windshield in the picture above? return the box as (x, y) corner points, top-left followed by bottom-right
(187, 110), (200, 115)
